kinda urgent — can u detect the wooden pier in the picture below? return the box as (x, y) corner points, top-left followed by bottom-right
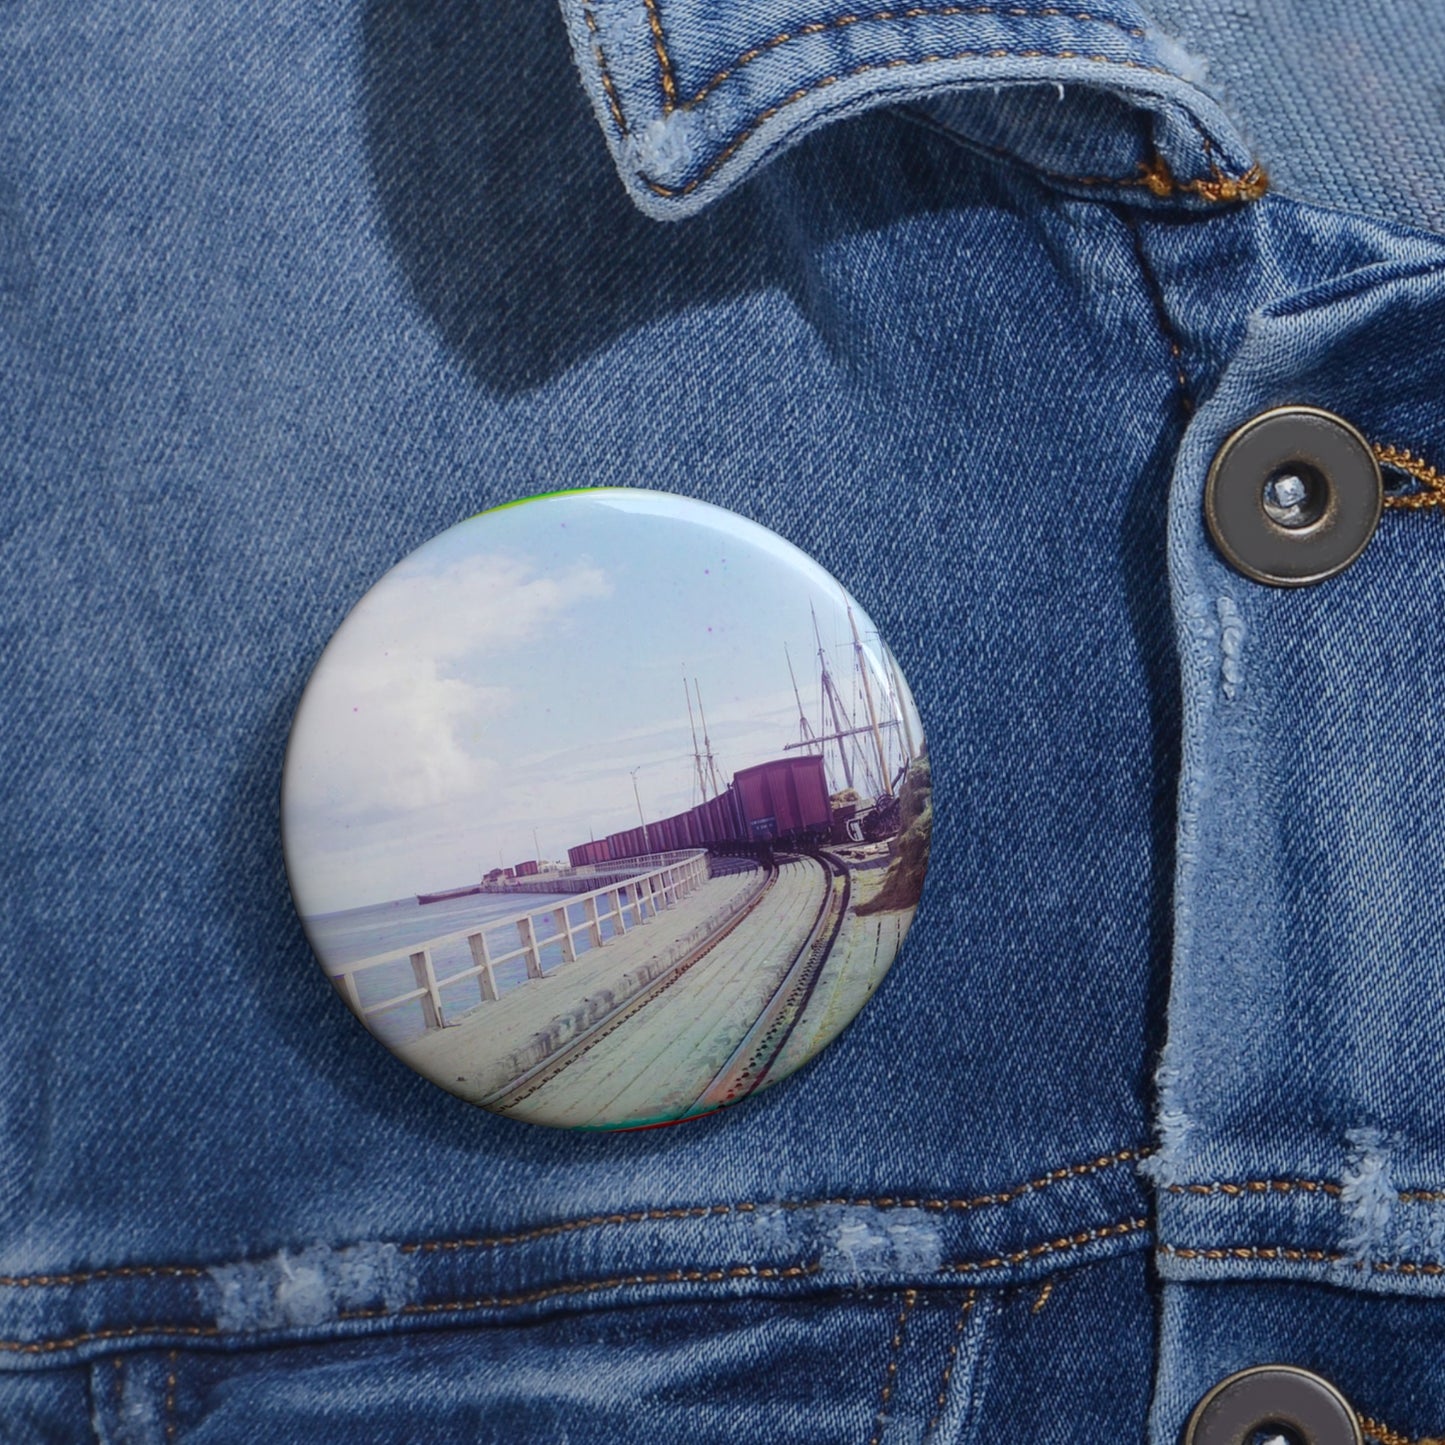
(324, 850), (711, 1032)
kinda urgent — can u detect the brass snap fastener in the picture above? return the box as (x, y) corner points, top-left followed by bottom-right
(1183, 1365), (1363, 1445)
(1204, 405), (1382, 586)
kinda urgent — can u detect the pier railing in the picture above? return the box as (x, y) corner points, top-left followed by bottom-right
(325, 849), (711, 1033)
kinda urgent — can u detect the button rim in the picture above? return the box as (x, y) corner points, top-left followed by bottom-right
(1203, 404), (1383, 588)
(1183, 1364), (1364, 1445)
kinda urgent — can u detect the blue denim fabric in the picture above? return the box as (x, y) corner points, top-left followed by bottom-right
(3, 0), (1445, 1441)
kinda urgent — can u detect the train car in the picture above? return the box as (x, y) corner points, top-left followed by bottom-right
(606, 825), (648, 860)
(731, 754), (831, 843)
(565, 754), (835, 864)
(675, 804), (704, 849)
(698, 788), (739, 844)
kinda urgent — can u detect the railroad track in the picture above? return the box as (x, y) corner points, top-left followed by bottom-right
(688, 849), (851, 1113)
(480, 859), (780, 1113)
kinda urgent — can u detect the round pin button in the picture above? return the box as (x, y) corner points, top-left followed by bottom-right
(1183, 1365), (1363, 1445)
(282, 489), (929, 1130)
(1204, 405), (1382, 586)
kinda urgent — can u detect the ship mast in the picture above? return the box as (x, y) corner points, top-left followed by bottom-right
(849, 605), (891, 797)
(693, 679), (725, 799)
(814, 604), (855, 790)
(785, 644), (819, 753)
(684, 673), (708, 805)
(885, 642), (917, 763)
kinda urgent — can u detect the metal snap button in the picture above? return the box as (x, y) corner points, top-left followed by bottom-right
(282, 489), (930, 1130)
(1204, 405), (1382, 586)
(1183, 1365), (1363, 1445)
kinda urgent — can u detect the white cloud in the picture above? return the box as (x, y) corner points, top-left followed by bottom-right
(283, 550), (612, 898)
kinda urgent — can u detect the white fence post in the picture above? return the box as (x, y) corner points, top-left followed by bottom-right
(517, 916), (544, 979)
(410, 949), (443, 1030)
(553, 906), (577, 964)
(468, 932), (498, 1002)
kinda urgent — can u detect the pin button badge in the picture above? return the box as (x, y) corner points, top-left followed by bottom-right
(282, 490), (930, 1130)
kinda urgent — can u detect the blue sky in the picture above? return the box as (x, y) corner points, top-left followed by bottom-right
(282, 490), (924, 915)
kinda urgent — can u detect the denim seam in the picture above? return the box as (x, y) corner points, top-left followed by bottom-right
(163, 1349), (178, 1442)
(633, 50), (1239, 200)
(657, 6), (1149, 114)
(1156, 1242), (1445, 1276)
(393, 1147), (1153, 1262)
(924, 1290), (977, 1436)
(1359, 1413), (1444, 1445)
(1375, 443), (1445, 510)
(1029, 1276), (1055, 1312)
(898, 108), (1266, 206)
(866, 1287), (919, 1445)
(0, 1219), (1149, 1356)
(601, 6), (1148, 134)
(642, 0), (677, 107)
(583, 7), (629, 132)
(1165, 1178), (1445, 1202)
(1118, 207), (1195, 417)
(589, 2), (1270, 201)
(940, 1217), (1149, 1273)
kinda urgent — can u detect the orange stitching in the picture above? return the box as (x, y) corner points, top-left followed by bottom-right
(345, 1260), (823, 1323)
(646, 51), (1157, 197)
(582, 3), (1267, 203)
(638, 51), (1265, 200)
(1165, 1177), (1445, 1203)
(925, 1291), (977, 1435)
(1160, 1242), (1345, 1264)
(1363, 1419), (1414, 1445)
(399, 1146), (1150, 1257)
(1134, 150), (1268, 203)
(1374, 444), (1445, 510)
(868, 1288), (918, 1445)
(0, 1212), (1151, 1356)
(0, 1267), (823, 1354)
(1030, 1276), (1056, 1313)
(643, 0), (677, 108)
(0, 1148), (1150, 1295)
(0, 1324), (223, 1358)
(1360, 1414), (1445, 1445)
(1165, 1178), (1343, 1198)
(1158, 1242), (1445, 1276)
(0, 1263), (206, 1288)
(683, 5), (1149, 110)
(941, 1216), (1150, 1273)
(583, 7), (628, 133)
(164, 1349), (178, 1442)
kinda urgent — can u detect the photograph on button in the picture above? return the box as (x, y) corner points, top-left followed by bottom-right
(281, 489), (928, 1129)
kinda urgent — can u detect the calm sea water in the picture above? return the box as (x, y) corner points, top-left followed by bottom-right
(304, 888), (627, 1045)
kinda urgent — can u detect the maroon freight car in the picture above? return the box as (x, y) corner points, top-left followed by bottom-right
(605, 825), (649, 861)
(731, 754), (830, 842)
(567, 839), (613, 869)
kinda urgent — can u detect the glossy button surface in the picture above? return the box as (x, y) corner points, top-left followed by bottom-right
(1184, 1365), (1364, 1445)
(282, 489), (929, 1130)
(1204, 405), (1382, 586)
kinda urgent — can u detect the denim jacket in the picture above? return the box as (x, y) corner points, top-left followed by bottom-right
(4, 0), (1445, 1440)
